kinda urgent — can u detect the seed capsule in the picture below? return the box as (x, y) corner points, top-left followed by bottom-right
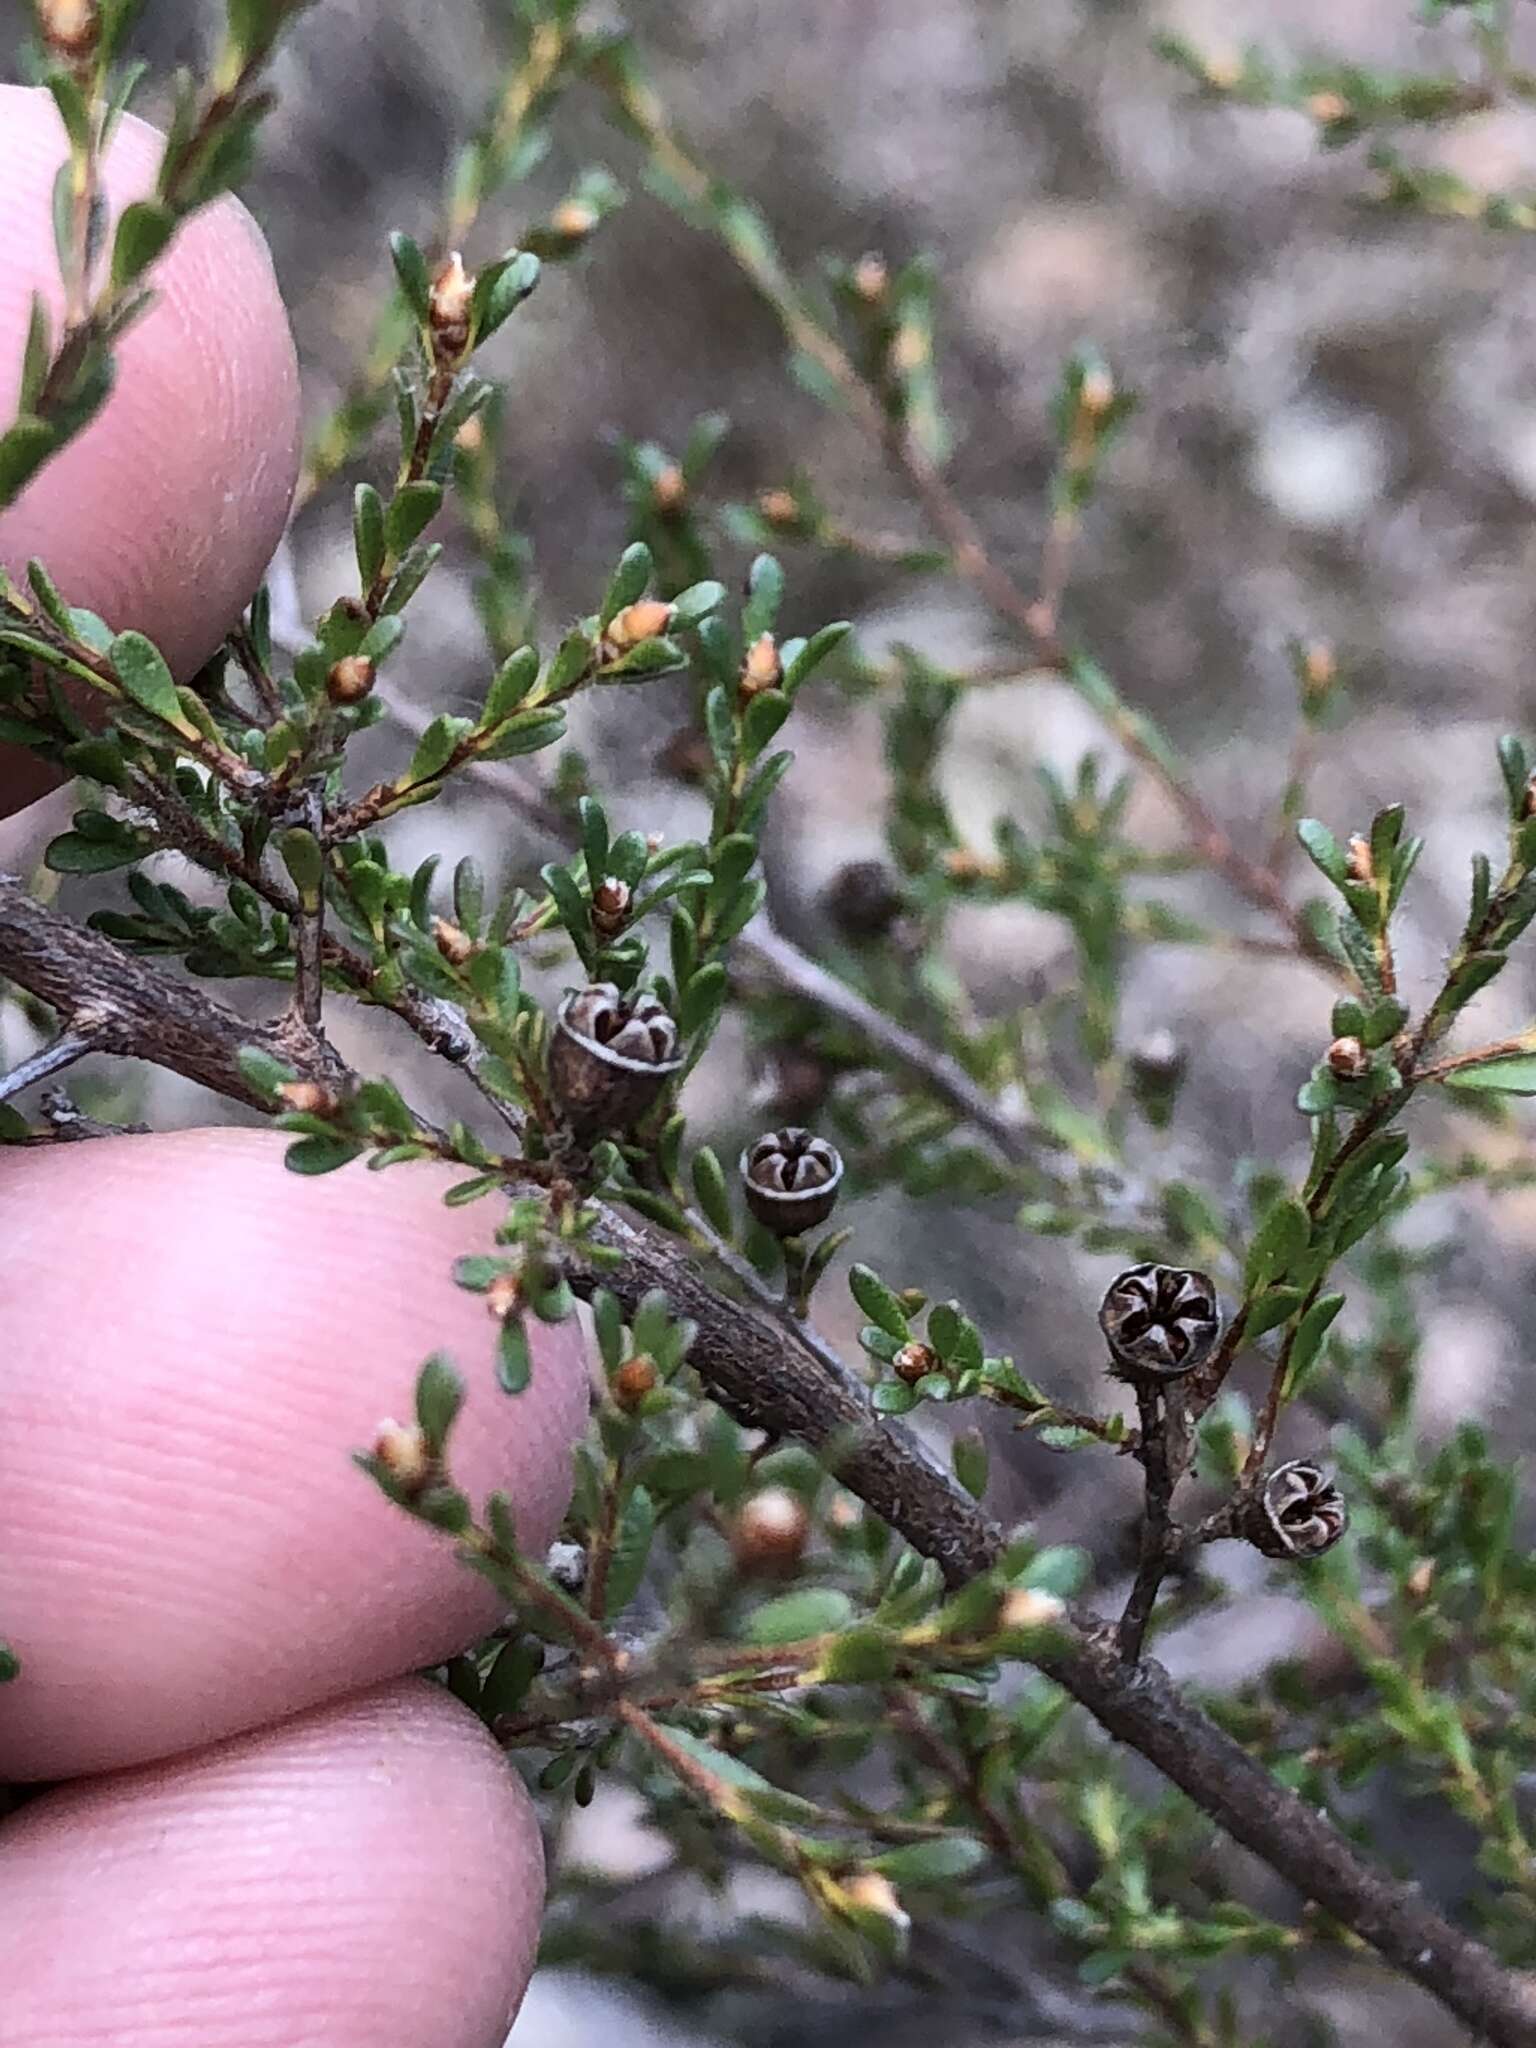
(740, 1127), (844, 1237)
(548, 984), (681, 1139)
(1098, 1263), (1221, 1380)
(1239, 1460), (1348, 1560)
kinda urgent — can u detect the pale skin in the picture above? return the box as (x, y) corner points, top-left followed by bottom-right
(0, 86), (588, 2046)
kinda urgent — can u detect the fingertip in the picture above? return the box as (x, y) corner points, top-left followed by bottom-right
(0, 1129), (590, 1777)
(0, 84), (301, 812)
(0, 1681), (547, 2048)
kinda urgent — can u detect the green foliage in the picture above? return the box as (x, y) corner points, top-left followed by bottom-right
(8, 1), (1536, 2037)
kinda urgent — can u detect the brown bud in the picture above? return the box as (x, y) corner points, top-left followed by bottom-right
(824, 860), (906, 943)
(277, 1079), (340, 1117)
(548, 984), (682, 1139)
(1301, 641), (1336, 695)
(852, 252), (889, 302)
(1000, 1586), (1067, 1632)
(1099, 1264), (1222, 1380)
(893, 1340), (938, 1385)
(941, 846), (998, 883)
(372, 1419), (433, 1495)
(1238, 1460), (1348, 1561)
(1326, 1034), (1368, 1081)
(485, 1272), (523, 1322)
(1305, 90), (1350, 124)
(613, 1354), (658, 1410)
(591, 876), (632, 938)
(731, 1485), (810, 1574)
(327, 654), (375, 705)
(604, 598), (674, 656)
(740, 1127), (843, 1236)
(1078, 365), (1116, 416)
(1406, 1557), (1435, 1601)
(551, 198), (598, 241)
(843, 1872), (908, 1933)
(889, 326), (927, 375)
(651, 463), (687, 514)
(39, 0), (98, 59)
(429, 252), (476, 360)
(1523, 771), (1536, 822)
(758, 487), (802, 529)
(433, 916), (476, 966)
(454, 414), (486, 456)
(740, 632), (782, 698)
(1345, 835), (1373, 884)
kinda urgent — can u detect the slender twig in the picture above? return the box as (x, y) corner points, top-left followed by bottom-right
(2, 882), (1534, 2045)
(0, 1025), (100, 1106)
(1117, 1382), (1177, 1662)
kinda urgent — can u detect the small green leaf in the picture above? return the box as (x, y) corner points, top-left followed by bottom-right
(110, 630), (184, 727)
(385, 479), (443, 556)
(497, 1317), (533, 1394)
(1246, 1286), (1308, 1339)
(278, 827), (324, 900)
(0, 417), (60, 507)
(237, 1046), (297, 1099)
(952, 1428), (989, 1500)
(600, 541), (653, 629)
(872, 1381), (918, 1415)
(742, 552), (784, 641)
(1284, 1291), (1345, 1400)
(111, 199), (177, 289)
(870, 1836), (986, 1884)
(782, 620), (850, 694)
(1443, 1053), (1536, 1095)
(482, 645), (540, 725)
(390, 230), (432, 322)
(743, 1587), (853, 1645)
(353, 482), (386, 586)
(691, 1146), (734, 1235)
(472, 249), (540, 340)
(283, 1135), (364, 1175)
(927, 1300), (983, 1372)
(850, 1263), (910, 1340)
(406, 713), (472, 786)
(0, 1642), (19, 1683)
(414, 1351), (464, 1454)
(1037, 1423), (1102, 1452)
(1297, 818), (1348, 888)
(1244, 1196), (1311, 1292)
(672, 579), (726, 627)
(603, 1485), (657, 1617)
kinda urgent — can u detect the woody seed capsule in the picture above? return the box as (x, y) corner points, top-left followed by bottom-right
(1099, 1263), (1221, 1380)
(1238, 1460), (1348, 1561)
(548, 983), (682, 1139)
(740, 1127), (844, 1236)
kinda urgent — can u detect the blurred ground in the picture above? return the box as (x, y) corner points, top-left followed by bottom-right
(4, 2), (1536, 2042)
